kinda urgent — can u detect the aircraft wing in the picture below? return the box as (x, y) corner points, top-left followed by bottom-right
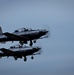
(0, 48), (14, 54)
(0, 53), (6, 58)
(39, 36), (48, 39)
(33, 52), (41, 55)
(3, 32), (28, 40)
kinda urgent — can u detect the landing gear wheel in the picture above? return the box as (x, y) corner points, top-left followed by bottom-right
(34, 40), (36, 43)
(31, 56), (34, 59)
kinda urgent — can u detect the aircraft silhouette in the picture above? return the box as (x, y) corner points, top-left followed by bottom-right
(0, 27), (48, 46)
(0, 45), (41, 62)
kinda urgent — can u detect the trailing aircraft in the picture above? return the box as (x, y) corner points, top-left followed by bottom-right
(0, 45), (41, 62)
(0, 27), (49, 46)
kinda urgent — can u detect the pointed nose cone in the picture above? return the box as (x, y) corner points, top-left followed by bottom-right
(44, 30), (49, 34)
(36, 47), (41, 53)
(39, 30), (49, 36)
(37, 47), (41, 50)
(33, 47), (41, 51)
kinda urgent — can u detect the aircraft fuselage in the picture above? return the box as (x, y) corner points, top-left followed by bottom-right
(0, 30), (44, 42)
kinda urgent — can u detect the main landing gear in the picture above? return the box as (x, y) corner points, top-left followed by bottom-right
(23, 56), (34, 62)
(24, 56), (27, 62)
(30, 40), (36, 46)
(14, 56), (18, 60)
(19, 40), (37, 46)
(30, 40), (33, 46)
(19, 41), (27, 46)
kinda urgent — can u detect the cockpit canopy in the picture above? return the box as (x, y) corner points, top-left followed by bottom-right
(14, 28), (33, 33)
(10, 44), (31, 49)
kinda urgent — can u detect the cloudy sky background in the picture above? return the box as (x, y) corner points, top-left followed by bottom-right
(0, 0), (74, 75)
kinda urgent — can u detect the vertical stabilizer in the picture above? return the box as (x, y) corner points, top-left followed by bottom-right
(0, 27), (3, 35)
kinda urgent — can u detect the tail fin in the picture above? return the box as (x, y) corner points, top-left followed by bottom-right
(0, 27), (3, 35)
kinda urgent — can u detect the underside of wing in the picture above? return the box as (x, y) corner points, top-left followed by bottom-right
(3, 32), (28, 40)
(0, 48), (14, 54)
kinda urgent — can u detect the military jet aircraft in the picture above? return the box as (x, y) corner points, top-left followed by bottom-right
(0, 27), (49, 46)
(0, 45), (41, 61)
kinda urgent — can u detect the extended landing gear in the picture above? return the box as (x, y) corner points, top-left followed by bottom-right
(34, 40), (36, 43)
(31, 56), (34, 60)
(19, 41), (27, 46)
(23, 56), (34, 62)
(19, 41), (24, 45)
(30, 40), (36, 46)
(24, 57), (27, 62)
(30, 40), (33, 46)
(14, 56), (18, 60)
(19, 40), (36, 46)
(7, 56), (9, 58)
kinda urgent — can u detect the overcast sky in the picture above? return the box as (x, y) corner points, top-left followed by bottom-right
(0, 0), (74, 75)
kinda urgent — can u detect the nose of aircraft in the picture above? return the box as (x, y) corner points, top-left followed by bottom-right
(36, 47), (41, 50)
(39, 30), (49, 35)
(33, 47), (41, 51)
(32, 47), (42, 55)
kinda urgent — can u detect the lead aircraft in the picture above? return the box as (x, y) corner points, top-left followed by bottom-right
(0, 27), (48, 46)
(0, 44), (41, 62)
